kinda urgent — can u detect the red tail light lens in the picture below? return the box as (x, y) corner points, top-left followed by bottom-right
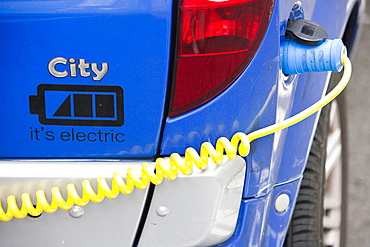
(169, 0), (274, 117)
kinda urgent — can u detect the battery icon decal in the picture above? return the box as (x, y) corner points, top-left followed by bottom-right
(30, 84), (124, 126)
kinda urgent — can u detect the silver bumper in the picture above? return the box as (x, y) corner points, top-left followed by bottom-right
(0, 156), (245, 246)
(138, 156), (246, 247)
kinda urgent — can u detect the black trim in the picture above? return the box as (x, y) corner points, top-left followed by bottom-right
(132, 182), (156, 247)
(131, 2), (181, 245)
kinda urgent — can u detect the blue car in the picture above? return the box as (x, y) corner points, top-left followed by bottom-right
(0, 0), (364, 246)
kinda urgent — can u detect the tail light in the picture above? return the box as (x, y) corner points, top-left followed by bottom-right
(169, 0), (274, 117)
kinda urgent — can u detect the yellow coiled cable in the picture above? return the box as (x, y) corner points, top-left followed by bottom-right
(0, 56), (352, 222)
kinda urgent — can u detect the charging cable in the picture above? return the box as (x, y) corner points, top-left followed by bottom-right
(0, 51), (351, 222)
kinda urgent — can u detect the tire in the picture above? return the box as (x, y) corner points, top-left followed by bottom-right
(284, 72), (347, 247)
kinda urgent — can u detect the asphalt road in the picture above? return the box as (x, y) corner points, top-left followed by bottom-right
(345, 1), (370, 246)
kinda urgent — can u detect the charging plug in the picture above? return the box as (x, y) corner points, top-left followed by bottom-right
(282, 37), (346, 75)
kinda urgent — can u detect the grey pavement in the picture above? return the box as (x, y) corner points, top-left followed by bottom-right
(346, 1), (370, 245)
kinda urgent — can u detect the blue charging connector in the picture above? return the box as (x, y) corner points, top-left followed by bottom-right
(282, 37), (346, 75)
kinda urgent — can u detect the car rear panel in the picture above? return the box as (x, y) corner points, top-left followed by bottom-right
(0, 0), (172, 159)
(160, 1), (280, 199)
(0, 0), (361, 246)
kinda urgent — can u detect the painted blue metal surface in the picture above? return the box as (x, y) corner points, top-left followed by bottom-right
(159, 0), (357, 245)
(275, 0), (355, 186)
(217, 178), (301, 247)
(159, 0), (353, 199)
(161, 1), (280, 198)
(0, 0), (362, 246)
(0, 0), (172, 158)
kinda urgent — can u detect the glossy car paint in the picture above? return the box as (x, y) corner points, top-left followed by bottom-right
(159, 0), (361, 245)
(218, 178), (301, 246)
(161, 1), (280, 198)
(0, 0), (172, 158)
(0, 0), (363, 246)
(160, 0), (354, 198)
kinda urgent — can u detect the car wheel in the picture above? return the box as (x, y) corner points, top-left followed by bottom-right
(284, 73), (346, 247)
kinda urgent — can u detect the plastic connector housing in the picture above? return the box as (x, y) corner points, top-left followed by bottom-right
(282, 37), (346, 75)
